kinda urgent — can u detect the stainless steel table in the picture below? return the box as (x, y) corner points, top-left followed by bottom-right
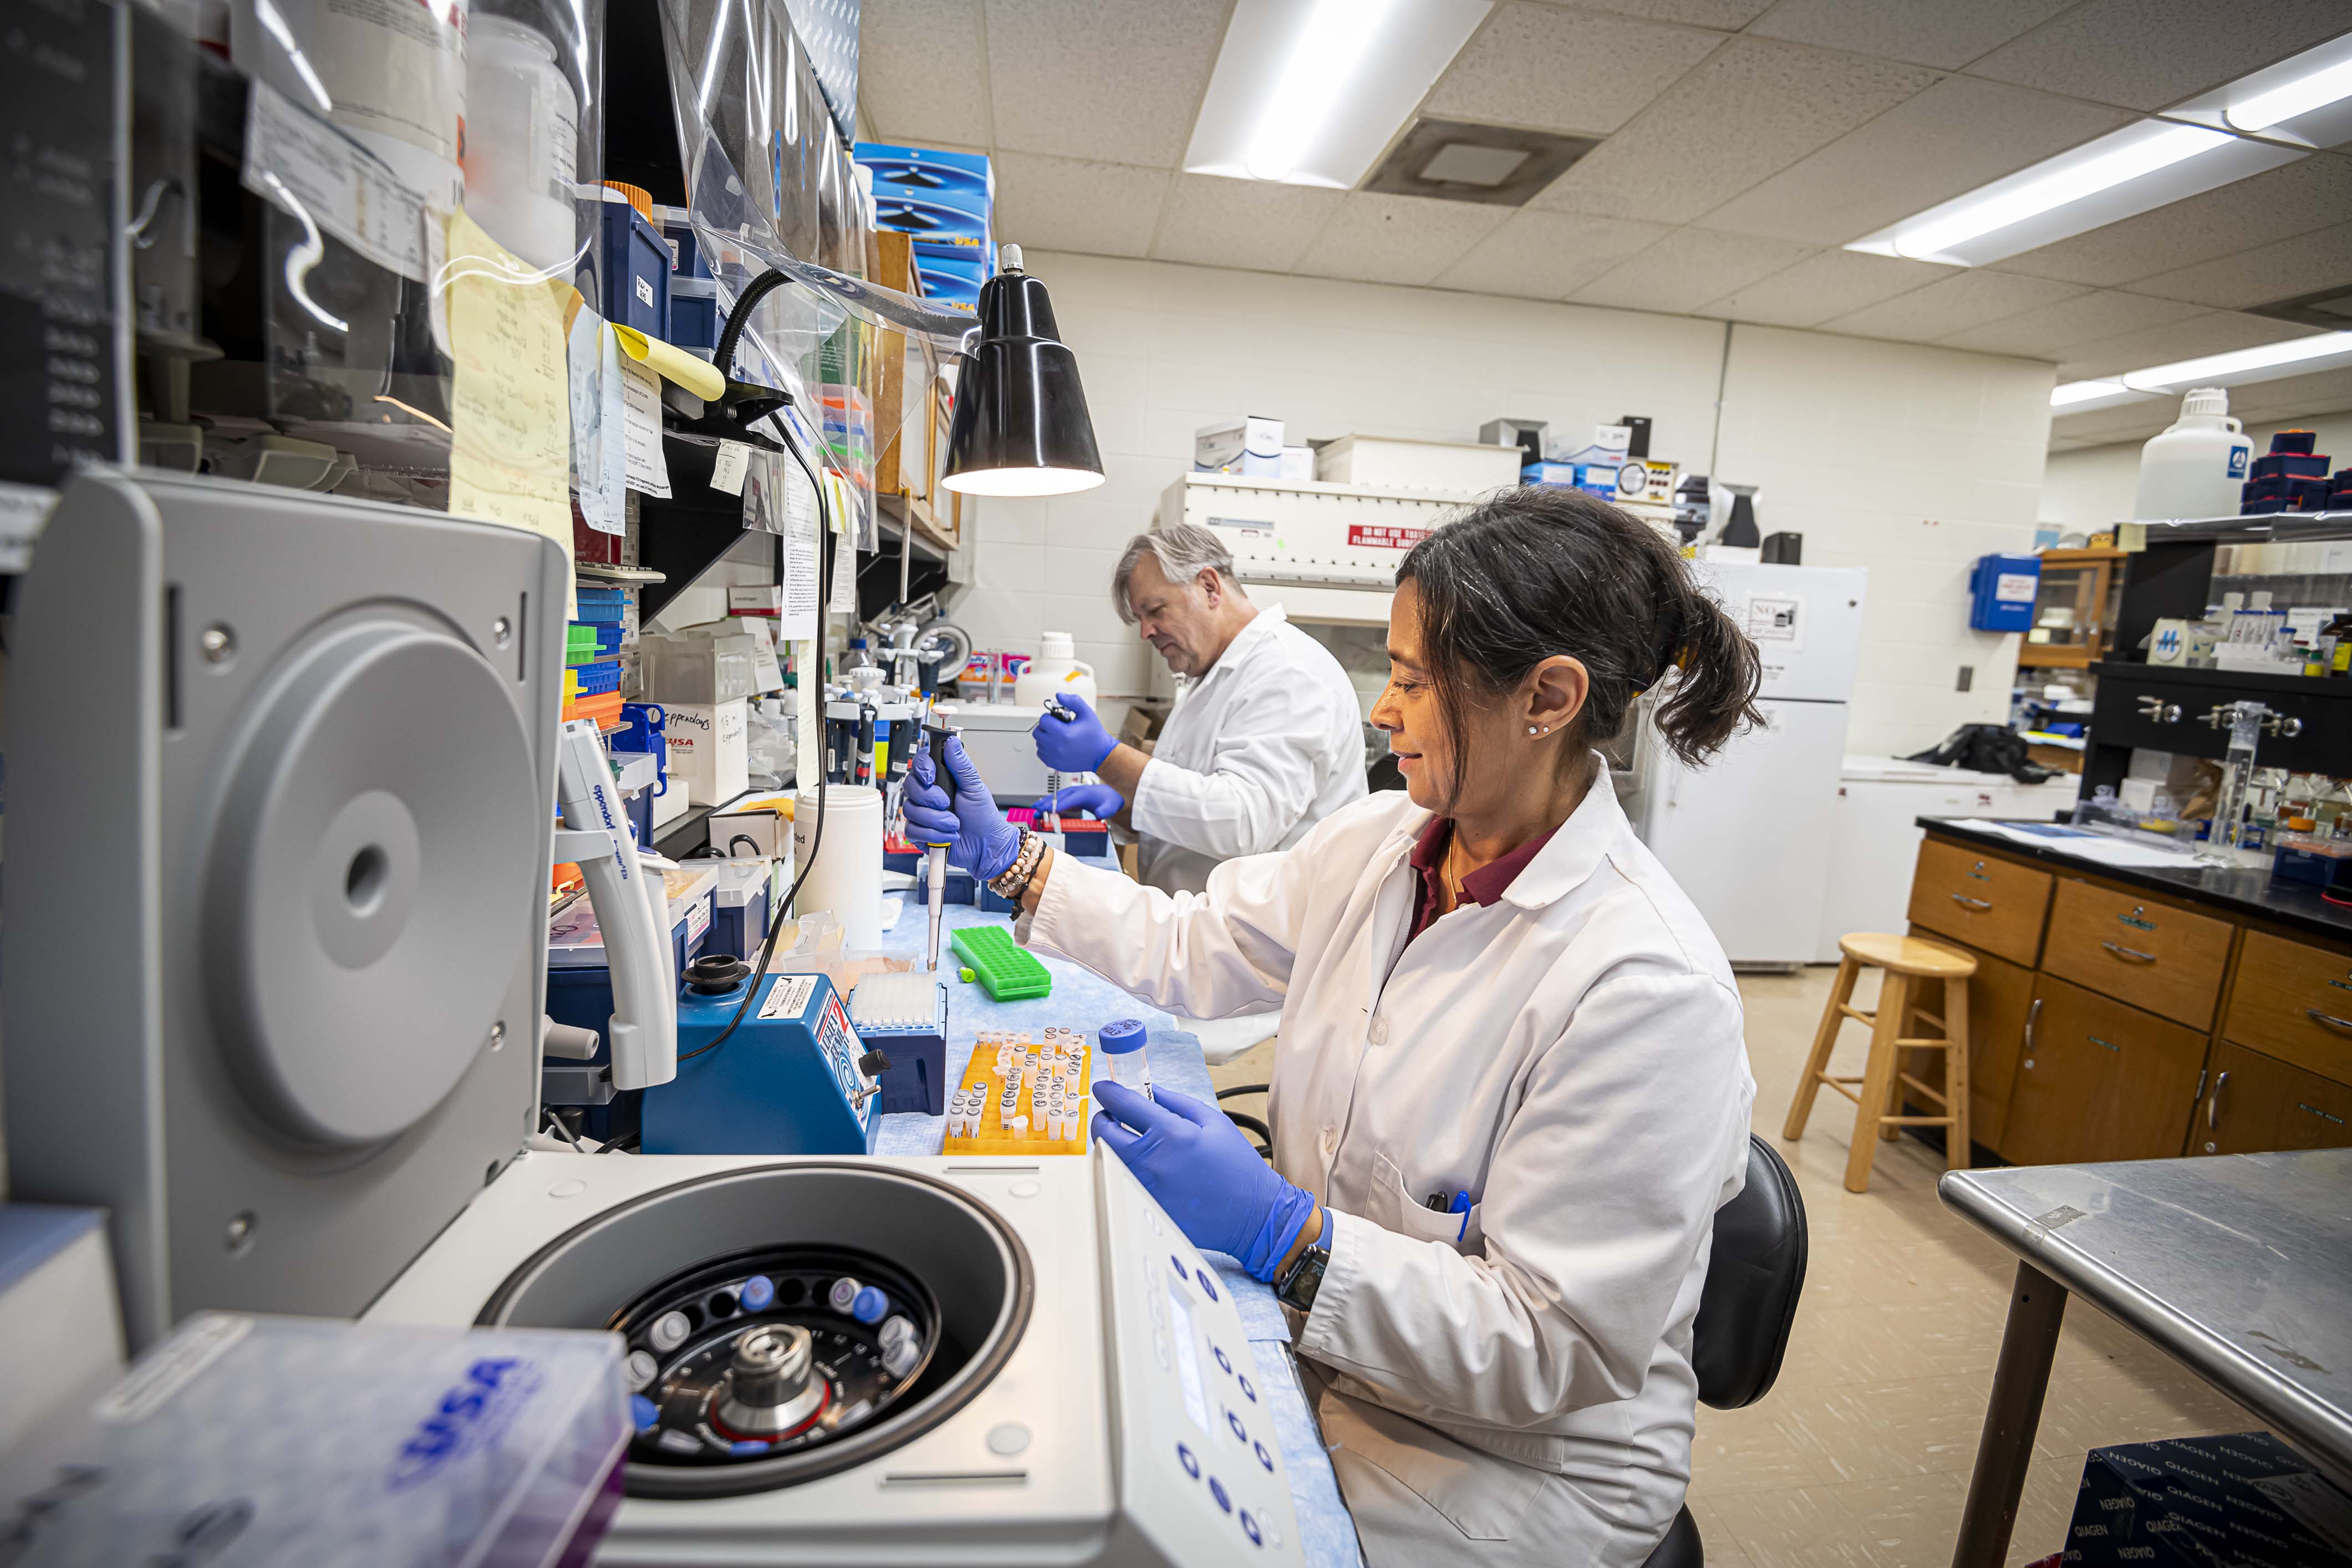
(1938, 1149), (2352, 1568)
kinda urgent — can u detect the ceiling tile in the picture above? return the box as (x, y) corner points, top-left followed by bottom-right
(1423, 4), (1725, 136)
(1966, 0), (2352, 112)
(2226, 365), (2352, 426)
(1570, 229), (1816, 313)
(857, 0), (991, 146)
(1745, 0), (2075, 69)
(2050, 400), (2186, 446)
(1820, 271), (2088, 340)
(1532, 38), (1939, 225)
(2053, 311), (2322, 379)
(991, 152), (1172, 259)
(1294, 194), (1514, 287)
(1933, 290), (2211, 356)
(1150, 175), (1346, 272)
(2124, 221), (2352, 310)
(984, 0), (1227, 166)
(1702, 249), (1953, 327)
(1990, 154), (2352, 287)
(1696, 77), (2130, 246)
(1433, 210), (1679, 298)
(1535, 0), (1776, 24)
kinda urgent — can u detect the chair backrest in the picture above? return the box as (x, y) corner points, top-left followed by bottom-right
(1691, 1134), (1808, 1410)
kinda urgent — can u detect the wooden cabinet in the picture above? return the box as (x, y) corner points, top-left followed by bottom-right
(2193, 1042), (2352, 1156)
(2002, 974), (2208, 1166)
(1898, 938), (2035, 1153)
(2040, 878), (2233, 1031)
(1906, 839), (2051, 969)
(2223, 931), (2352, 1082)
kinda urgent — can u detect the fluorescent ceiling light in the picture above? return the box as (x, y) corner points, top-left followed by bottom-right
(1847, 119), (2292, 267)
(1182, 0), (1491, 190)
(2120, 330), (2352, 393)
(2227, 55), (2352, 130)
(2050, 380), (2135, 409)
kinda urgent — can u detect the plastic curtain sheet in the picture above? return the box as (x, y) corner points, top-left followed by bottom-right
(658, 0), (970, 547)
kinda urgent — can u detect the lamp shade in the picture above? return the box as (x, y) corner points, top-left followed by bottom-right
(940, 249), (1104, 497)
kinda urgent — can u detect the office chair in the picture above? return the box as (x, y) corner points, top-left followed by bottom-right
(1640, 1134), (1810, 1568)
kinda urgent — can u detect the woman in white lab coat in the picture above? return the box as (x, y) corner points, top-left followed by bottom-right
(906, 487), (1765, 1567)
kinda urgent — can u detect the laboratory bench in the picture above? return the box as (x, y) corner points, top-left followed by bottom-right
(1894, 818), (2352, 1171)
(866, 896), (1365, 1568)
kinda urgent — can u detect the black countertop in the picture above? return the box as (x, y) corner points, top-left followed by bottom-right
(1919, 817), (2352, 945)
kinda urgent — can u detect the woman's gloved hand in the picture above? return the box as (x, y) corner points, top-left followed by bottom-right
(1032, 782), (1125, 820)
(1091, 1080), (1317, 1282)
(1031, 694), (1118, 773)
(904, 735), (1024, 881)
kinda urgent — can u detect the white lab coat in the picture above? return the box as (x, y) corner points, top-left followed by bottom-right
(1022, 771), (1755, 1566)
(1132, 604), (1367, 897)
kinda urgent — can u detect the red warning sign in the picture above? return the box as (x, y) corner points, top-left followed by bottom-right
(1347, 524), (1431, 549)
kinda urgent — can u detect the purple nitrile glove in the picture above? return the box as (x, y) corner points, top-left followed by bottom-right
(1032, 693), (1117, 773)
(1091, 1080), (1316, 1283)
(1031, 783), (1124, 821)
(905, 734), (1023, 881)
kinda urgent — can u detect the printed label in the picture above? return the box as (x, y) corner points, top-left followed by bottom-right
(757, 973), (819, 1021)
(1994, 572), (2038, 603)
(1745, 593), (1804, 645)
(635, 276), (655, 309)
(1347, 524), (1432, 549)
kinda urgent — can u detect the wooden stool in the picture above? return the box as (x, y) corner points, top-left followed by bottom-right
(1783, 934), (1977, 1194)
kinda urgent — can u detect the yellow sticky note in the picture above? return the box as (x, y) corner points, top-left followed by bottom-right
(613, 324), (726, 404)
(442, 207), (574, 610)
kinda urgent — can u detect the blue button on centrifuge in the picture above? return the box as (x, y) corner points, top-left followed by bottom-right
(630, 1394), (660, 1430)
(1170, 1253), (1188, 1281)
(739, 1275), (776, 1311)
(1177, 1442), (1200, 1479)
(1195, 1268), (1219, 1301)
(1228, 1410), (1247, 1443)
(1238, 1373), (1256, 1403)
(1242, 1509), (1264, 1546)
(1210, 1477), (1232, 1514)
(1213, 1346), (1231, 1374)
(1255, 1440), (1274, 1473)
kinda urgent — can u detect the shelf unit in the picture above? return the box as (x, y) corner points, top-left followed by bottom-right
(2015, 546), (2126, 670)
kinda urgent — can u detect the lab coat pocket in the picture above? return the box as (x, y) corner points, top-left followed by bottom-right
(1318, 1379), (1550, 1544)
(1368, 1154), (1479, 1253)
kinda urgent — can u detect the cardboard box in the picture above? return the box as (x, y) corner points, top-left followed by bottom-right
(2059, 1433), (2352, 1566)
(1317, 434), (1521, 493)
(664, 699), (749, 807)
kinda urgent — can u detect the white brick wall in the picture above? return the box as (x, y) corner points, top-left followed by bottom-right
(949, 253), (2056, 756)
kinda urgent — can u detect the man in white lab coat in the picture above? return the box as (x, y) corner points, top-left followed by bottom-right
(1030, 521), (1367, 897)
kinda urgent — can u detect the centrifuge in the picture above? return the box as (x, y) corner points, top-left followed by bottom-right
(1, 471), (1306, 1567)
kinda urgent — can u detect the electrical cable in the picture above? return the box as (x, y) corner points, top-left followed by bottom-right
(675, 420), (833, 1065)
(710, 268), (792, 393)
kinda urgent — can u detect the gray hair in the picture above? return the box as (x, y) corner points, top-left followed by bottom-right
(1113, 523), (1236, 624)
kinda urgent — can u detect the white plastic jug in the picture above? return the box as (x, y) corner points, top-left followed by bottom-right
(2132, 387), (2251, 522)
(1013, 631), (1099, 711)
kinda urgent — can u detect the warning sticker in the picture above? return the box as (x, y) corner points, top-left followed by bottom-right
(1347, 525), (1432, 549)
(757, 974), (819, 1021)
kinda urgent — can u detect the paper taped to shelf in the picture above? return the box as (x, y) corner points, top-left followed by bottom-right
(614, 325), (726, 403)
(242, 82), (427, 283)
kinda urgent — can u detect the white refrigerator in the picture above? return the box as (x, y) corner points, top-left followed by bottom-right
(1636, 562), (1867, 969)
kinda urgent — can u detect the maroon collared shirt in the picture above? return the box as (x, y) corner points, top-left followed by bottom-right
(1406, 816), (1560, 941)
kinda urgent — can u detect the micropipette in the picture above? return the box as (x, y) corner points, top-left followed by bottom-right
(1041, 696), (1075, 834)
(921, 720), (958, 973)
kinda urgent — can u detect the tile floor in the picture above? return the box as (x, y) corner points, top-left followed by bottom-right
(1207, 963), (2268, 1568)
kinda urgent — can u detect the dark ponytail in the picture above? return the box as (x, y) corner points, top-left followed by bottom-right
(1395, 487), (1764, 786)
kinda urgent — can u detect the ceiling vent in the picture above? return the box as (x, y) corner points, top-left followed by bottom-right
(2247, 284), (2352, 331)
(1362, 118), (1597, 207)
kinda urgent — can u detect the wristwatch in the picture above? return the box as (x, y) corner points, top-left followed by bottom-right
(1274, 1239), (1330, 1314)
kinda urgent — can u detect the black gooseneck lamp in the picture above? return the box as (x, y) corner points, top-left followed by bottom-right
(940, 245), (1105, 498)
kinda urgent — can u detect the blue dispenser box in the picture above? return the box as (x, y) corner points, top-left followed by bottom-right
(1969, 552), (2042, 632)
(598, 199), (671, 339)
(855, 142), (995, 220)
(642, 972), (882, 1155)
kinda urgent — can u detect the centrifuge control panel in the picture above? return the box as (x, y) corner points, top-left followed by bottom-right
(1096, 1148), (1306, 1565)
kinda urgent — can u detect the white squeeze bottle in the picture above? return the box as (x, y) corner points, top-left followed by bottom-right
(2132, 386), (2252, 522)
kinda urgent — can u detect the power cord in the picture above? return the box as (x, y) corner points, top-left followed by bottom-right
(676, 419), (834, 1065)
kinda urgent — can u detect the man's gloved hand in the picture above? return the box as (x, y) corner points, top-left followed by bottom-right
(1032, 693), (1117, 773)
(1031, 782), (1125, 821)
(904, 735), (1024, 881)
(1091, 1080), (1317, 1282)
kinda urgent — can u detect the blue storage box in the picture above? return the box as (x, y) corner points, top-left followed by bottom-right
(1968, 553), (2041, 632)
(1521, 459), (1616, 498)
(651, 204), (712, 281)
(598, 200), (670, 339)
(856, 142), (994, 210)
(872, 196), (992, 259)
(668, 278), (719, 353)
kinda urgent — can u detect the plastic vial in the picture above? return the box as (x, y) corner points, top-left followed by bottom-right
(1101, 1019), (1149, 1094)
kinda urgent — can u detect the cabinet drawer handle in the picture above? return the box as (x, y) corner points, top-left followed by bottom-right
(1951, 894), (1993, 911)
(2024, 996), (2042, 1053)
(2208, 1071), (2229, 1131)
(2310, 1009), (2352, 1032)
(2298, 1102), (2348, 1127)
(2086, 1035), (2121, 1053)
(2101, 941), (2157, 963)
